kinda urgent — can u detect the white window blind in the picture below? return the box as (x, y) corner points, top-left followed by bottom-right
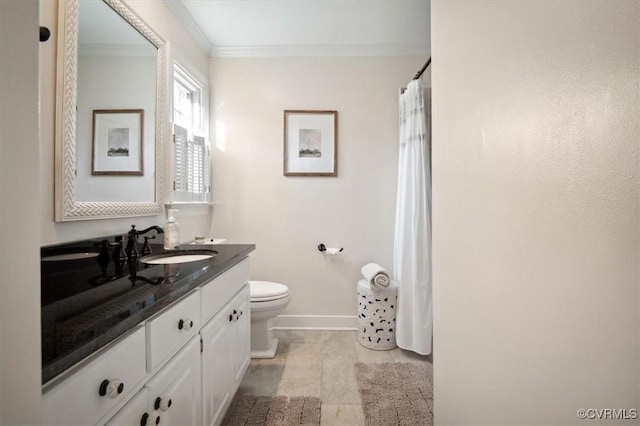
(172, 63), (210, 202)
(173, 125), (210, 198)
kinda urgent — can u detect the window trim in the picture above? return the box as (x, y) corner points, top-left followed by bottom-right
(171, 61), (210, 203)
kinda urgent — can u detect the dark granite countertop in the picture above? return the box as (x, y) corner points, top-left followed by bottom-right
(41, 237), (255, 384)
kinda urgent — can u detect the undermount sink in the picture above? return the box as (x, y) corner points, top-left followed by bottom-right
(140, 250), (217, 265)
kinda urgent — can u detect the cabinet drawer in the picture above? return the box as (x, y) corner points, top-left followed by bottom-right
(201, 258), (249, 322)
(146, 291), (200, 372)
(105, 388), (149, 426)
(43, 326), (146, 426)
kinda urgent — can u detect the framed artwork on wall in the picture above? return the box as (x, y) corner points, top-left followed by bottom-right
(92, 109), (144, 175)
(283, 110), (337, 176)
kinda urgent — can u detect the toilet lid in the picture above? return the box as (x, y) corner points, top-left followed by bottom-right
(250, 280), (289, 301)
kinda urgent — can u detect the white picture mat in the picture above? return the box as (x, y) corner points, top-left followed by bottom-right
(286, 113), (335, 173)
(93, 111), (142, 173)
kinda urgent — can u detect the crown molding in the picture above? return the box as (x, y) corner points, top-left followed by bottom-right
(210, 44), (429, 58)
(162, 0), (428, 58)
(162, 0), (213, 54)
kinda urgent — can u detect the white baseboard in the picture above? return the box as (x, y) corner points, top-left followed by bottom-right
(273, 315), (358, 330)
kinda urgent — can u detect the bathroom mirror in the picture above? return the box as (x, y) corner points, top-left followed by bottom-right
(55, 0), (167, 221)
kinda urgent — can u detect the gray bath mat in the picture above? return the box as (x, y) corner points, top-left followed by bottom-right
(222, 395), (321, 426)
(355, 362), (433, 426)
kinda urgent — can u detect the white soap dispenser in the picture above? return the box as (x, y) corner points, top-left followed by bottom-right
(163, 209), (180, 250)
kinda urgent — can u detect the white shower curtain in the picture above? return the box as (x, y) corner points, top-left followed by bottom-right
(393, 78), (432, 355)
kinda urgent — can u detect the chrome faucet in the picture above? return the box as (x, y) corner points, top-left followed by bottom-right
(125, 225), (164, 262)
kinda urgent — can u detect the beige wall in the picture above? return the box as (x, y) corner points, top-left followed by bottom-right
(210, 56), (425, 326)
(39, 0), (212, 246)
(0, 0), (42, 423)
(432, 1), (639, 424)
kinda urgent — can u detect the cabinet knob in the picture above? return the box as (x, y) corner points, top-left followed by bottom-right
(178, 319), (193, 330)
(155, 396), (173, 412)
(99, 379), (124, 399)
(140, 411), (161, 426)
(230, 309), (240, 322)
(230, 309), (243, 322)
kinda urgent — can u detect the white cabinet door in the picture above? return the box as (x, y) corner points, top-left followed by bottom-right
(228, 285), (251, 388)
(201, 308), (232, 426)
(146, 336), (201, 426)
(105, 388), (156, 426)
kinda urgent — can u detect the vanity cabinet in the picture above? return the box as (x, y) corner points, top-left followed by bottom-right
(200, 259), (250, 426)
(42, 258), (251, 426)
(201, 285), (250, 426)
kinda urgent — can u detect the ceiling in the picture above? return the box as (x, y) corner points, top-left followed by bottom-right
(163, 0), (430, 57)
(80, 1), (155, 52)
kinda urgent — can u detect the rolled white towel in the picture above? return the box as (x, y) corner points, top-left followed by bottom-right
(361, 262), (390, 290)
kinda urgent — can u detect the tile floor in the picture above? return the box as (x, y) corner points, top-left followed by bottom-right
(232, 330), (432, 425)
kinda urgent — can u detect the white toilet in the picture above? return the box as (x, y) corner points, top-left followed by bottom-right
(249, 280), (290, 358)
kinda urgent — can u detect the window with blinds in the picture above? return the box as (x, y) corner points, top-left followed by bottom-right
(172, 63), (210, 202)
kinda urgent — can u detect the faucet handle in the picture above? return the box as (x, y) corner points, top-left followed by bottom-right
(93, 240), (111, 274)
(141, 236), (155, 256)
(109, 236), (126, 264)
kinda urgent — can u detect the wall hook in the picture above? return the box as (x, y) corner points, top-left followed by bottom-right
(40, 27), (51, 42)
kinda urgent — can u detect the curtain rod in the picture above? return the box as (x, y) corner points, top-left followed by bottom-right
(400, 57), (431, 94)
(413, 57), (431, 80)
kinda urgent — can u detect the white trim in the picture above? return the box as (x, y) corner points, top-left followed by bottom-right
(170, 61), (211, 203)
(272, 315), (358, 330)
(166, 201), (213, 207)
(55, 0), (167, 221)
(210, 44), (430, 58)
(161, 0), (212, 54)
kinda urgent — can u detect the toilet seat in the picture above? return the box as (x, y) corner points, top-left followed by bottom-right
(250, 294), (291, 313)
(250, 281), (289, 302)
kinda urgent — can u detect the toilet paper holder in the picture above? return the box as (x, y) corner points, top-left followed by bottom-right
(318, 243), (343, 253)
